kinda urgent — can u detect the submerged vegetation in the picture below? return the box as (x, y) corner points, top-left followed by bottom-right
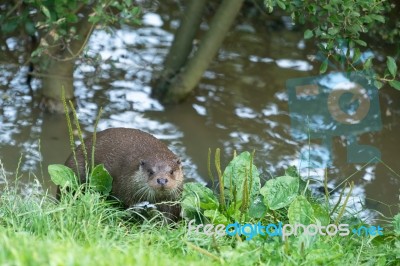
(0, 148), (399, 265)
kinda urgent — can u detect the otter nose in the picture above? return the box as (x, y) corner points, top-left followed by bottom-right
(157, 178), (168, 186)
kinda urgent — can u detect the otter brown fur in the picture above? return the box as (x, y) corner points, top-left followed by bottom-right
(61, 127), (184, 220)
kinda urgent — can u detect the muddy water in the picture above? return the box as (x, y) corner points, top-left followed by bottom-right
(0, 5), (399, 218)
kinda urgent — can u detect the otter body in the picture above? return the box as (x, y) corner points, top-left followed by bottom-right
(62, 128), (183, 220)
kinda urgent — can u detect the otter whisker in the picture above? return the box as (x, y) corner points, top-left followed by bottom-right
(134, 185), (151, 202)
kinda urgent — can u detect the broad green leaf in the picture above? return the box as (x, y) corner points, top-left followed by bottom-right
(288, 195), (314, 225)
(304, 29), (314, 39)
(312, 204), (330, 226)
(223, 151), (260, 202)
(370, 14), (385, 23)
(374, 80), (383, 89)
(364, 56), (373, 69)
(260, 175), (299, 210)
(131, 7), (141, 16)
(326, 40), (334, 50)
(389, 80), (400, 90)
(386, 56), (397, 78)
(204, 209), (228, 224)
(248, 194), (267, 218)
(88, 15), (101, 24)
(315, 27), (323, 38)
(41, 6), (51, 19)
(320, 59), (328, 74)
(182, 182), (219, 211)
(352, 48), (361, 65)
(308, 4), (317, 14)
(65, 14), (78, 23)
(353, 39), (367, 47)
(327, 27), (339, 35)
(276, 0), (286, 10)
(348, 40), (355, 49)
(48, 164), (78, 188)
(89, 164), (113, 194)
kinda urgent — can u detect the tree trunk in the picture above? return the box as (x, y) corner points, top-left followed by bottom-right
(40, 58), (75, 113)
(152, 0), (207, 99)
(39, 6), (95, 113)
(160, 0), (244, 103)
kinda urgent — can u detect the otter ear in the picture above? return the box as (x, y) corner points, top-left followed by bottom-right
(140, 160), (145, 166)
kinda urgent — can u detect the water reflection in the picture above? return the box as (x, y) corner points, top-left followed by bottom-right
(275, 59), (313, 71)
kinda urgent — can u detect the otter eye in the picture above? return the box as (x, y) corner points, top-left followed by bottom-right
(170, 170), (174, 175)
(177, 159), (181, 165)
(148, 169), (155, 175)
(140, 160), (145, 166)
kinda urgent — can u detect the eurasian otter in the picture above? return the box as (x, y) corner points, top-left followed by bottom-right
(60, 127), (184, 221)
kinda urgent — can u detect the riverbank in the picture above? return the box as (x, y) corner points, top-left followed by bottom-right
(0, 158), (399, 265)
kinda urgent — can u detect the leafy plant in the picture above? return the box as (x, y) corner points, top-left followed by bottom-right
(49, 91), (112, 197)
(222, 151), (260, 212)
(0, 0), (141, 60)
(48, 163), (112, 196)
(264, 0), (400, 91)
(260, 175), (298, 210)
(182, 149), (337, 236)
(48, 164), (79, 189)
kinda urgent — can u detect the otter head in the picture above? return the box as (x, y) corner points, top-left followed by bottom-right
(131, 157), (183, 203)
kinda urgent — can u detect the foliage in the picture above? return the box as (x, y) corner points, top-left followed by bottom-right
(48, 163), (79, 189)
(222, 151), (260, 209)
(260, 175), (298, 210)
(183, 150), (328, 226)
(88, 164), (113, 194)
(49, 90), (112, 196)
(264, 0), (400, 91)
(49, 163), (113, 195)
(1, 149), (400, 265)
(0, 0), (141, 60)
(181, 150), (400, 264)
(0, 167), (203, 266)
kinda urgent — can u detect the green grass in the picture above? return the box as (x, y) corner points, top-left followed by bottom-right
(0, 162), (399, 266)
(0, 183), (209, 266)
